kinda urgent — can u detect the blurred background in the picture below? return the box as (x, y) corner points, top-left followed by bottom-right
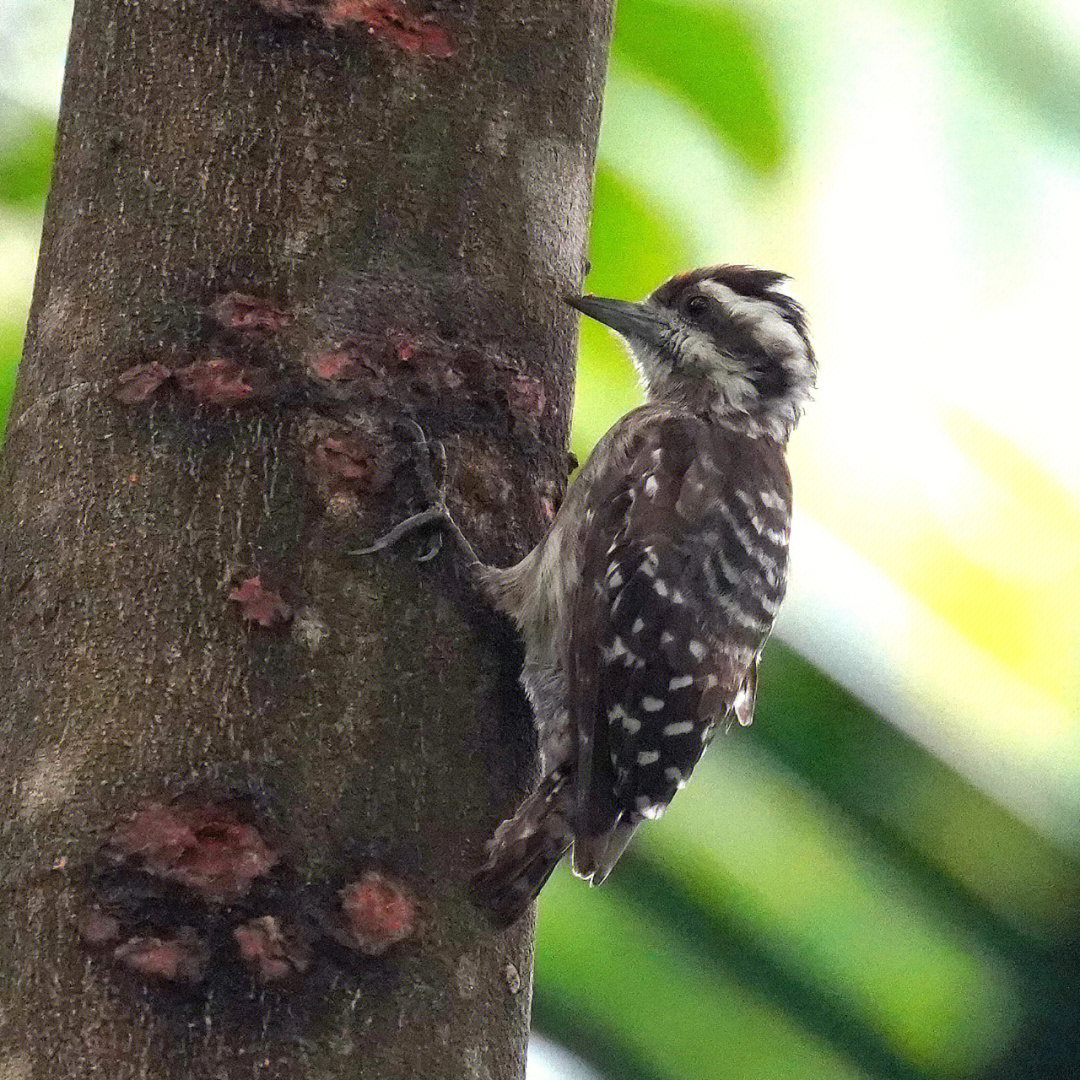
(2, 0), (1078, 1076)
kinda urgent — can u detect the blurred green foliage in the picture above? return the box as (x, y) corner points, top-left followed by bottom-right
(0, 1), (1078, 1078)
(0, 111), (53, 209)
(607, 0), (785, 173)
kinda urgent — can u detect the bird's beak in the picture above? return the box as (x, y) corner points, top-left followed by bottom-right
(565, 294), (668, 344)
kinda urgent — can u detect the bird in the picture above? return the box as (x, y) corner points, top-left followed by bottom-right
(356, 265), (815, 926)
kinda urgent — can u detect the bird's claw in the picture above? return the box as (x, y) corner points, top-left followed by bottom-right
(414, 530), (444, 563)
(351, 419), (479, 569)
(350, 419), (451, 561)
(349, 504), (450, 560)
(391, 417), (447, 504)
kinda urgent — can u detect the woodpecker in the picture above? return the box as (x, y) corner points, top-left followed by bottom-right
(358, 265), (815, 925)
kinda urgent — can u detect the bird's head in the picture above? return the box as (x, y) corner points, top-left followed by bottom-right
(567, 265), (815, 439)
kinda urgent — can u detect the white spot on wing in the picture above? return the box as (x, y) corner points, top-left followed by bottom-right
(601, 636), (628, 662)
(609, 706), (641, 734)
(663, 721), (695, 736)
(641, 696), (665, 712)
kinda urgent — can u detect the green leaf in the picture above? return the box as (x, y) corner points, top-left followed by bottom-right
(611, 0), (787, 173)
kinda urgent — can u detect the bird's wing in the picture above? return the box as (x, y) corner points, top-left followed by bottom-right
(570, 414), (791, 837)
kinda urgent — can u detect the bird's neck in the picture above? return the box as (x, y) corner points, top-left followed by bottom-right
(645, 375), (792, 443)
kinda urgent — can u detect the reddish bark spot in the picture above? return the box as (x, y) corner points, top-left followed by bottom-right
(315, 438), (370, 481)
(78, 908), (121, 947)
(106, 801), (279, 902)
(322, 0), (455, 57)
(306, 340), (391, 396)
(176, 357), (265, 405)
(307, 344), (363, 382)
(539, 480), (563, 523)
(338, 870), (416, 955)
(114, 930), (207, 984)
(229, 576), (293, 628)
(390, 333), (416, 362)
(312, 434), (392, 494)
(114, 361), (172, 404)
(251, 0), (454, 57)
(211, 292), (292, 332)
(506, 374), (546, 418)
(234, 916), (311, 984)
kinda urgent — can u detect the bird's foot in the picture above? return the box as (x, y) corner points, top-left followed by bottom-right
(350, 420), (479, 567)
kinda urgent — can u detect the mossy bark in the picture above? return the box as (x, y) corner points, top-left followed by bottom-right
(0, 1), (612, 1077)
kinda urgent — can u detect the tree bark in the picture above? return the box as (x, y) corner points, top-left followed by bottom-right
(0, 2), (612, 1077)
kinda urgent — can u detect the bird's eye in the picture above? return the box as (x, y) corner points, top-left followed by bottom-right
(684, 295), (709, 318)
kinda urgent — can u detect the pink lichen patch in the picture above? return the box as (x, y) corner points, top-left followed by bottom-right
(106, 801), (279, 902)
(338, 870), (417, 955)
(211, 292), (292, 332)
(228, 576), (293, 628)
(78, 908), (121, 948)
(506, 374), (546, 418)
(234, 916), (311, 984)
(114, 930), (207, 984)
(322, 0), (455, 57)
(176, 357), (266, 405)
(114, 361), (173, 404)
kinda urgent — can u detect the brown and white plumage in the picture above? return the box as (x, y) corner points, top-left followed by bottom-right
(361, 266), (815, 925)
(466, 266), (815, 925)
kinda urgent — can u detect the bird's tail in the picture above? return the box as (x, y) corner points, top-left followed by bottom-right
(471, 769), (574, 927)
(570, 816), (638, 885)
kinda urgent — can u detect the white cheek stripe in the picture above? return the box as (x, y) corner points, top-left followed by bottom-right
(698, 280), (808, 362)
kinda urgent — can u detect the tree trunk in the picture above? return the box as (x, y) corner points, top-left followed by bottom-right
(0, 2), (612, 1077)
